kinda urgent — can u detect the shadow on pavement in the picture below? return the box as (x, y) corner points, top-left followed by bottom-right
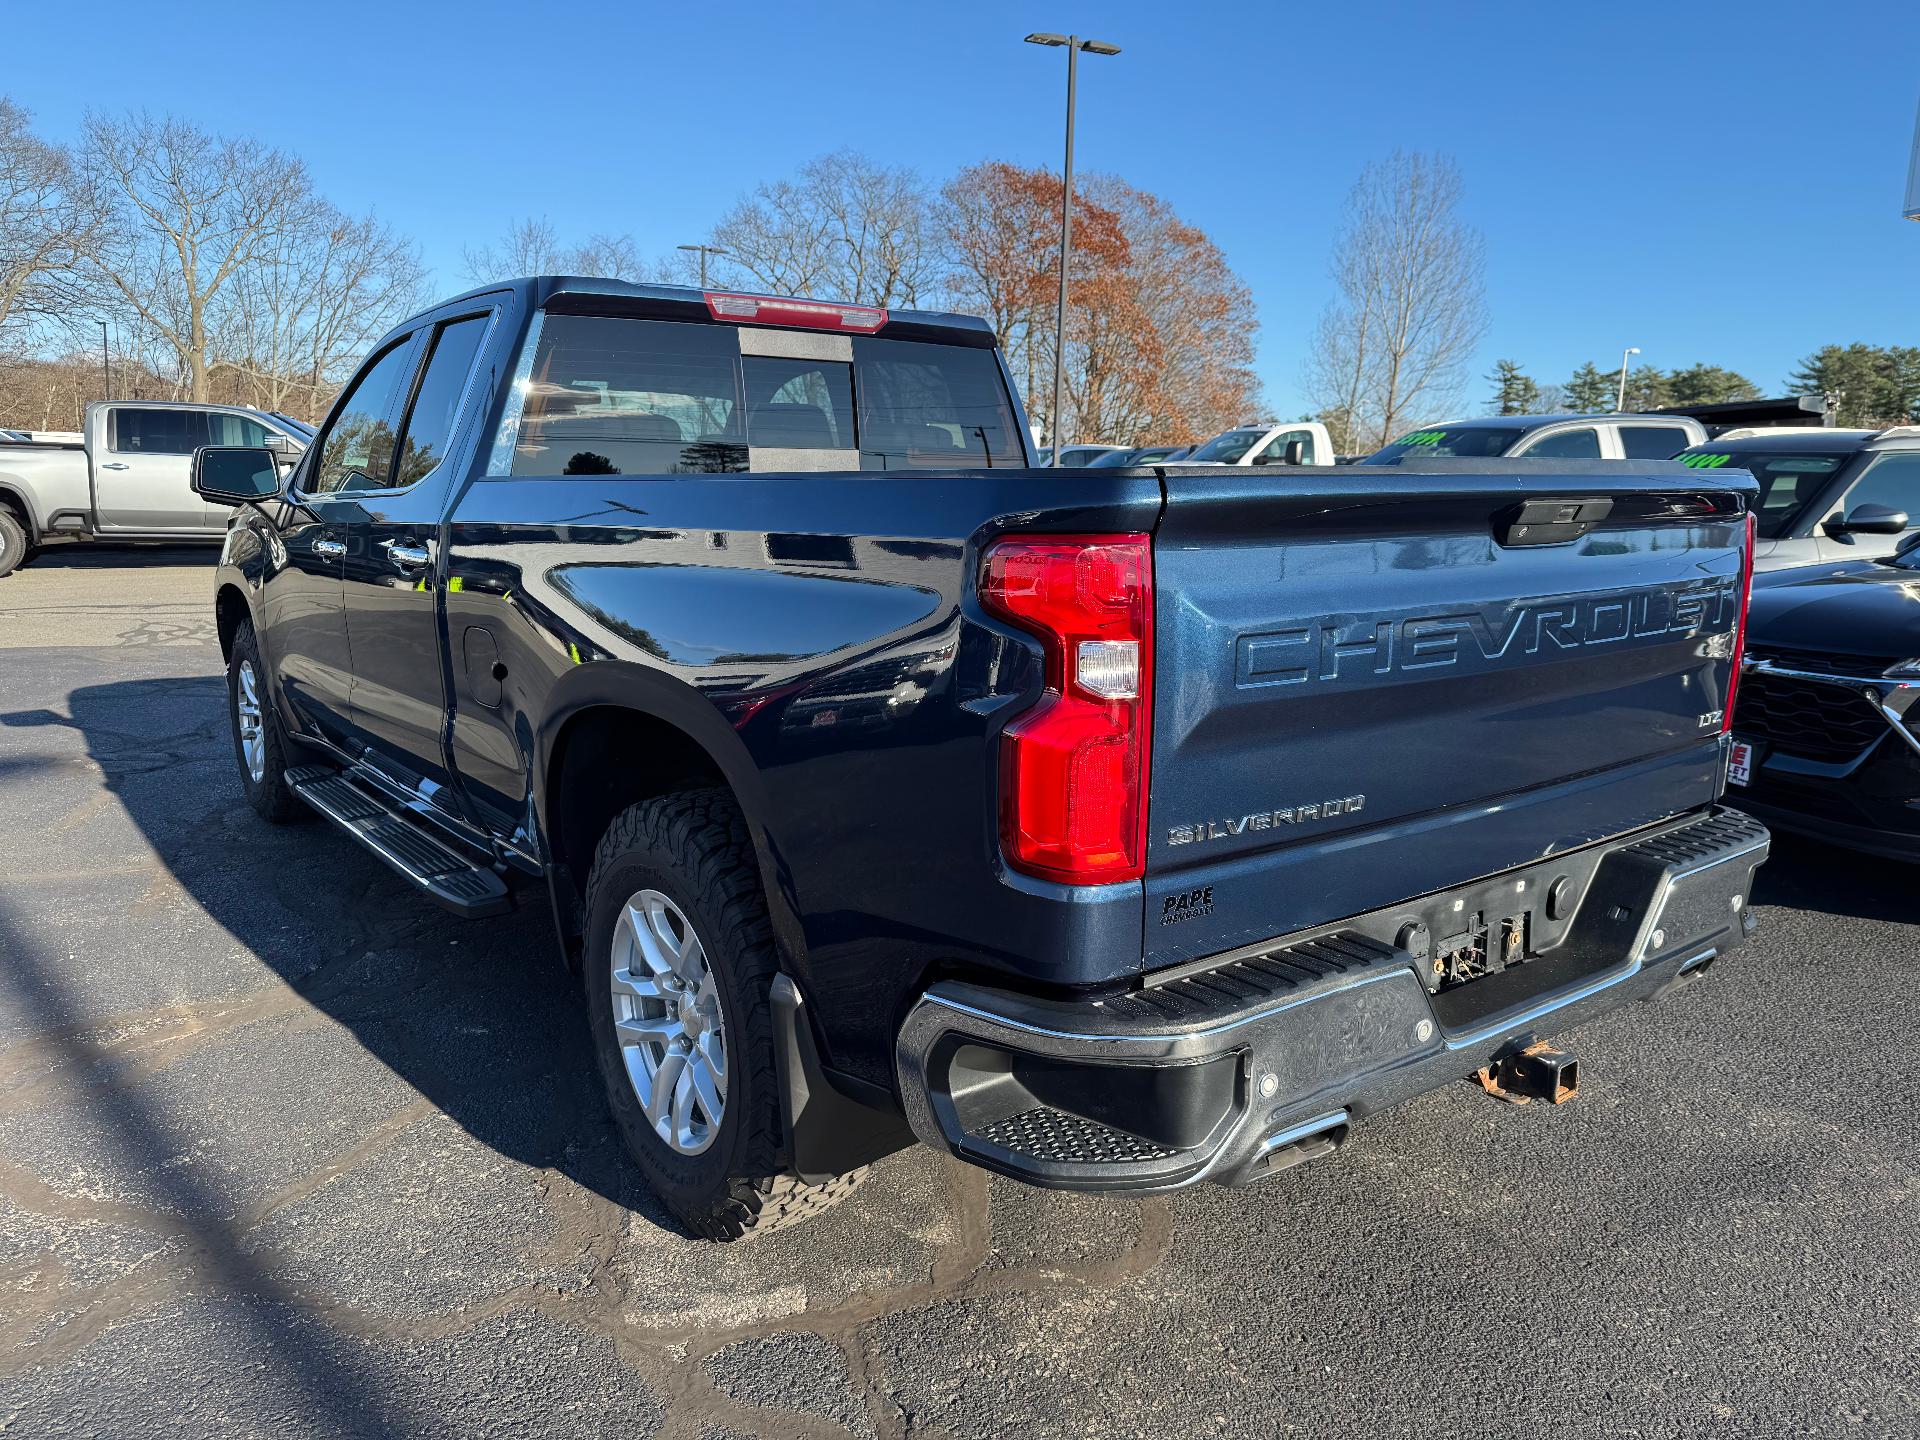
(18, 541), (219, 571)
(1749, 828), (1917, 924)
(1, 674), (676, 1233)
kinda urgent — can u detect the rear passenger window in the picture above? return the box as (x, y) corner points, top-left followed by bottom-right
(111, 408), (207, 455)
(392, 315), (490, 489)
(1618, 425), (1690, 460)
(1522, 427), (1601, 459)
(513, 316), (745, 475)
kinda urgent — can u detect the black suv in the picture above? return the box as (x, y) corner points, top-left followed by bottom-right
(1728, 535), (1920, 860)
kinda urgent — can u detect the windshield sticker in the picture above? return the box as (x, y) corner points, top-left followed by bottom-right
(1397, 431), (1447, 447)
(1680, 453), (1733, 468)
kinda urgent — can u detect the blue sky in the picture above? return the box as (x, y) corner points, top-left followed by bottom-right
(8, 0), (1918, 420)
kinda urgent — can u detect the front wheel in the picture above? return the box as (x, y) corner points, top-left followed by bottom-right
(228, 619), (307, 823)
(582, 790), (868, 1240)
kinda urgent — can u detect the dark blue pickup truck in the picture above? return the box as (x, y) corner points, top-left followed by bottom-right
(195, 277), (1770, 1239)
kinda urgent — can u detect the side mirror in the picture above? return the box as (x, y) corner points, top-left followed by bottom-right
(193, 446), (281, 505)
(263, 433), (301, 457)
(1828, 503), (1911, 536)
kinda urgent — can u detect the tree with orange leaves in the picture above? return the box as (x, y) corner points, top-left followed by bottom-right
(940, 161), (1258, 447)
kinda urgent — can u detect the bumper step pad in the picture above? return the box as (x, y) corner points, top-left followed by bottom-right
(285, 766), (511, 919)
(896, 806), (1770, 1193)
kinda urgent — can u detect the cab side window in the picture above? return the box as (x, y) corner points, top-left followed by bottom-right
(392, 316), (490, 490)
(207, 413), (272, 447)
(310, 337), (416, 494)
(1841, 452), (1920, 522)
(1255, 428), (1315, 464)
(110, 408), (207, 454)
(1617, 424), (1691, 460)
(1521, 427), (1601, 459)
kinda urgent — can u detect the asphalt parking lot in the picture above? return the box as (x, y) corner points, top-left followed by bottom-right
(1, 544), (1917, 1439)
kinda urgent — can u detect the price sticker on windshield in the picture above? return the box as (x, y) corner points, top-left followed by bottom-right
(1727, 740), (1754, 787)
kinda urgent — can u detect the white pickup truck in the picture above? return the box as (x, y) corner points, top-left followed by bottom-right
(1179, 420), (1337, 467)
(0, 401), (308, 577)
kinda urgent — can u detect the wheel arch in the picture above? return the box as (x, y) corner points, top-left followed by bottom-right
(536, 663), (797, 971)
(215, 583), (253, 663)
(0, 482), (37, 543)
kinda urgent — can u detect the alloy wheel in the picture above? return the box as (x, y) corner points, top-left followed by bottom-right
(235, 659), (266, 783)
(610, 888), (728, 1155)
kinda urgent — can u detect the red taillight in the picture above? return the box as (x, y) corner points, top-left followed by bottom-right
(1723, 510), (1756, 733)
(980, 535), (1153, 884)
(703, 291), (888, 333)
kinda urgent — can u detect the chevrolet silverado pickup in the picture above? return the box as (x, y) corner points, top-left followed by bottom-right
(197, 276), (1769, 1240)
(0, 401), (307, 576)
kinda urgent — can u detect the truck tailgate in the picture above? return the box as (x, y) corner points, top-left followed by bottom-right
(1145, 461), (1753, 967)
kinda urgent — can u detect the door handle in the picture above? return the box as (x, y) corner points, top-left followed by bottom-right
(101, 462), (129, 471)
(380, 539), (431, 569)
(313, 539), (346, 559)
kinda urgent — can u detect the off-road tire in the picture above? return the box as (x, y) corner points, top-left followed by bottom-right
(583, 789), (869, 1240)
(0, 508), (29, 579)
(228, 619), (308, 823)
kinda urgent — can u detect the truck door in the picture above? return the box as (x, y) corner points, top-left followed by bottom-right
(265, 334), (422, 746)
(337, 311), (494, 808)
(95, 407), (221, 532)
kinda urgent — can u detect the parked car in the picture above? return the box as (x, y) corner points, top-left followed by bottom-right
(1673, 428), (1920, 572)
(1082, 443), (1193, 467)
(0, 401), (308, 577)
(1362, 413), (1707, 464)
(1036, 443), (1128, 467)
(1181, 421), (1335, 467)
(1727, 533), (1920, 860)
(199, 276), (1767, 1241)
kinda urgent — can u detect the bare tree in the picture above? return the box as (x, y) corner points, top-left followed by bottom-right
(462, 218), (663, 284)
(1306, 152), (1486, 450)
(224, 206), (427, 419)
(81, 112), (318, 401)
(712, 150), (937, 307)
(0, 98), (101, 342)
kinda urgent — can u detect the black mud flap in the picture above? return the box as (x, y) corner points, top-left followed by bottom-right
(772, 975), (914, 1183)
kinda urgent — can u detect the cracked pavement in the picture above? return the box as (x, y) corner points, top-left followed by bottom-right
(2, 545), (1918, 1438)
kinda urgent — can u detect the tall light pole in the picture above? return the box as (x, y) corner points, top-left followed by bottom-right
(677, 243), (728, 288)
(1615, 346), (1641, 412)
(1025, 32), (1121, 465)
(99, 320), (111, 403)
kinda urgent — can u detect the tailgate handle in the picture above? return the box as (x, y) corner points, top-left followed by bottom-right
(1496, 496), (1613, 547)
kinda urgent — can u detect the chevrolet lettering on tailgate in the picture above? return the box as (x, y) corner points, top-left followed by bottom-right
(1235, 579), (1738, 689)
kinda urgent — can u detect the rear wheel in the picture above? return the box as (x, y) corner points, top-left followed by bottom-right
(0, 509), (29, 579)
(228, 619), (307, 823)
(582, 790), (868, 1240)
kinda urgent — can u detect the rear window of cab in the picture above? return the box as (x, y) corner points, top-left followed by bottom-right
(508, 314), (1026, 475)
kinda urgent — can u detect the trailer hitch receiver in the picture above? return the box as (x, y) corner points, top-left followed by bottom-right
(1474, 1040), (1579, 1106)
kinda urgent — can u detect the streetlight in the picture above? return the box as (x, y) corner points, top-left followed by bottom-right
(677, 243), (728, 288)
(99, 320), (110, 403)
(1025, 31), (1121, 466)
(1615, 346), (1641, 412)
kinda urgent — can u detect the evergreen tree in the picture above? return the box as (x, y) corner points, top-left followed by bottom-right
(1562, 362), (1614, 413)
(1487, 359), (1541, 415)
(1789, 344), (1920, 427)
(1664, 364), (1759, 407)
(1621, 365), (1673, 413)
